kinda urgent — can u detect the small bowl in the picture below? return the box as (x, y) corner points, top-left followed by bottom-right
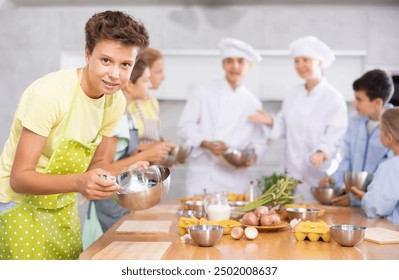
(228, 201), (248, 220)
(344, 172), (373, 193)
(221, 147), (255, 168)
(311, 187), (338, 205)
(185, 200), (205, 212)
(330, 224), (366, 247)
(285, 208), (320, 222)
(176, 209), (206, 220)
(188, 225), (224, 247)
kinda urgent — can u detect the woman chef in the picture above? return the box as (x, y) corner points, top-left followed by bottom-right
(249, 36), (348, 202)
(177, 37), (268, 196)
(0, 11), (149, 260)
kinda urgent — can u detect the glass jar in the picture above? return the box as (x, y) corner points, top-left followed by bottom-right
(203, 191), (231, 221)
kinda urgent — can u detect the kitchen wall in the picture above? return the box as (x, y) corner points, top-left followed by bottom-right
(1, 1), (399, 199)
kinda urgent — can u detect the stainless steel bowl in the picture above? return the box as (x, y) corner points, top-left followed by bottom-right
(184, 200), (205, 212)
(175, 145), (193, 164)
(311, 186), (338, 205)
(330, 224), (366, 247)
(188, 225), (224, 247)
(228, 201), (248, 220)
(221, 147), (255, 168)
(159, 145), (194, 167)
(176, 209), (206, 220)
(113, 165), (170, 211)
(285, 207), (320, 222)
(344, 172), (373, 193)
(159, 150), (177, 168)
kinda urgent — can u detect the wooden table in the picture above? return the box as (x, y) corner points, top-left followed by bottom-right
(79, 200), (399, 260)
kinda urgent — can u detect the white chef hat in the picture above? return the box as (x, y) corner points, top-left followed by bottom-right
(289, 36), (335, 69)
(219, 37), (262, 62)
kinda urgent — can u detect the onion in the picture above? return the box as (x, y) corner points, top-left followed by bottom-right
(254, 206), (269, 218)
(260, 214), (273, 226)
(230, 227), (244, 240)
(271, 214), (281, 225)
(244, 226), (258, 240)
(241, 212), (259, 226)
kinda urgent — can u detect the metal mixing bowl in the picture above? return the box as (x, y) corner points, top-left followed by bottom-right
(176, 209), (206, 220)
(188, 225), (224, 247)
(285, 207), (320, 222)
(330, 224), (366, 247)
(344, 172), (373, 193)
(221, 147), (255, 168)
(113, 165), (170, 211)
(311, 186), (338, 205)
(175, 145), (193, 164)
(159, 149), (177, 168)
(228, 201), (248, 220)
(184, 200), (205, 212)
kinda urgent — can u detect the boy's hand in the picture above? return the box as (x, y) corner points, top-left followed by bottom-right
(319, 176), (335, 187)
(351, 186), (365, 200)
(331, 193), (350, 207)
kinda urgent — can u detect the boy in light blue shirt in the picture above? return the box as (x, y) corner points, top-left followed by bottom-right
(319, 69), (394, 206)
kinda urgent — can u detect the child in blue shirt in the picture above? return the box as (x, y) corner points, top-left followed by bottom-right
(352, 107), (399, 224)
(319, 69), (394, 206)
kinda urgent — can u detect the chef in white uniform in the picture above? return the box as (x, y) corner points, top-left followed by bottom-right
(249, 36), (348, 202)
(177, 37), (268, 196)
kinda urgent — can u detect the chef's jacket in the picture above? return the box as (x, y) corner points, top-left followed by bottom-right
(270, 78), (348, 202)
(331, 106), (393, 206)
(177, 78), (268, 196)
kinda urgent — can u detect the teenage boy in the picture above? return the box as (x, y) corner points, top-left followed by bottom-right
(319, 69), (394, 206)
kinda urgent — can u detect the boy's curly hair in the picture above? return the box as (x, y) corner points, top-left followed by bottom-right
(85, 10), (149, 55)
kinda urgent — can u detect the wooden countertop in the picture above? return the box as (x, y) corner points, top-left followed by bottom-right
(79, 200), (399, 260)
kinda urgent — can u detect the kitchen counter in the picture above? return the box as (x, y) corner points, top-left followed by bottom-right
(79, 200), (399, 260)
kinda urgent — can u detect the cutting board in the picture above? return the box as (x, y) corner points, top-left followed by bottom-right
(142, 204), (180, 214)
(91, 241), (171, 260)
(116, 220), (172, 234)
(364, 227), (399, 244)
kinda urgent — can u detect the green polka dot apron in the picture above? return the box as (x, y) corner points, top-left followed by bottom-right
(0, 70), (105, 260)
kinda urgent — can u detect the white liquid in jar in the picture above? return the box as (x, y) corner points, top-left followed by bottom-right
(207, 204), (231, 221)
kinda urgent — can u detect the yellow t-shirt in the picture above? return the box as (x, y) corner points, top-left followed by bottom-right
(127, 96), (160, 138)
(0, 68), (125, 203)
